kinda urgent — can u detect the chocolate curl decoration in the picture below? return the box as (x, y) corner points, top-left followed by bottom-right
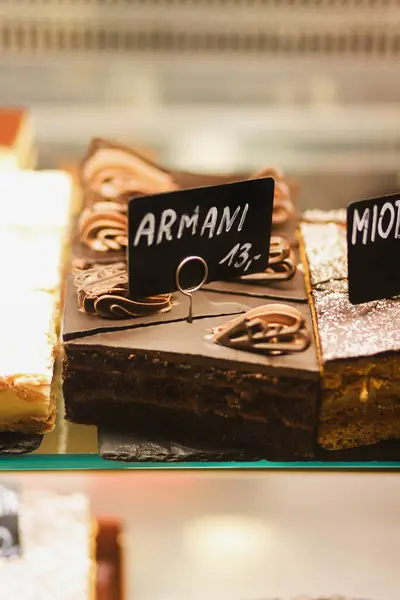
(79, 139), (178, 252)
(240, 236), (297, 283)
(212, 304), (310, 355)
(81, 139), (178, 200)
(73, 262), (172, 319)
(250, 167), (295, 226)
(79, 201), (128, 252)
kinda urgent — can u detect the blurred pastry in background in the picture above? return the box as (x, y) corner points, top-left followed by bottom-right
(0, 107), (37, 170)
(0, 490), (96, 600)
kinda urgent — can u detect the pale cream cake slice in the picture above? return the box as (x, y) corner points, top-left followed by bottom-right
(0, 170), (73, 433)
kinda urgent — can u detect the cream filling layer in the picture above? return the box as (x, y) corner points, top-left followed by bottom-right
(0, 386), (50, 424)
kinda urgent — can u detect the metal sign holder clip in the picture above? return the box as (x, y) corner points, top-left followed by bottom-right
(175, 256), (209, 323)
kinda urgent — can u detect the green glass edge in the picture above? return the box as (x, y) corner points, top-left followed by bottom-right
(0, 454), (399, 470)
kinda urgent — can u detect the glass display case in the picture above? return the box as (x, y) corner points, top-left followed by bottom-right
(0, 4), (399, 597)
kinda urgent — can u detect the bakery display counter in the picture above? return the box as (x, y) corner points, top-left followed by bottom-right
(0, 112), (398, 471)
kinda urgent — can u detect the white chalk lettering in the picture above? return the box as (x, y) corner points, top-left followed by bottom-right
(395, 200), (400, 238)
(371, 204), (378, 243)
(216, 205), (241, 235)
(201, 207), (218, 238)
(351, 208), (370, 245)
(237, 203), (249, 231)
(177, 206), (199, 239)
(134, 201), (255, 247)
(156, 209), (177, 244)
(134, 213), (155, 247)
(377, 202), (395, 239)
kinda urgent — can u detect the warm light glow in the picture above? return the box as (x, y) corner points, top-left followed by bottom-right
(0, 170), (72, 229)
(183, 514), (272, 567)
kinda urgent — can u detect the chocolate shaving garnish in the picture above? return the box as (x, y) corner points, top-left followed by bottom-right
(79, 201), (128, 252)
(251, 167), (295, 226)
(82, 139), (177, 200)
(73, 262), (172, 319)
(212, 304), (310, 355)
(240, 236), (297, 283)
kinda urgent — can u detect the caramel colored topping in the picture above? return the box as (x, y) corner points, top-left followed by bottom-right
(251, 167), (295, 226)
(82, 145), (177, 200)
(73, 262), (172, 319)
(79, 201), (128, 252)
(213, 303), (310, 355)
(240, 236), (297, 283)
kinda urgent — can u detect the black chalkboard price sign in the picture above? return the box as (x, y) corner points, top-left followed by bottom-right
(347, 193), (400, 304)
(0, 484), (21, 558)
(128, 178), (274, 298)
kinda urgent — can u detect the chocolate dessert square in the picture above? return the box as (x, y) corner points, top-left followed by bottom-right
(63, 137), (318, 460)
(63, 288), (320, 459)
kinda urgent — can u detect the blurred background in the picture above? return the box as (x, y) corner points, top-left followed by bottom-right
(3, 470), (400, 600)
(1, 0), (400, 206)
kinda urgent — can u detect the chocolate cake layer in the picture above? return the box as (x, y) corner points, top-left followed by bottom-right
(300, 219), (400, 451)
(63, 298), (319, 458)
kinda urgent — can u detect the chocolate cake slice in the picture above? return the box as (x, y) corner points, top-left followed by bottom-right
(63, 277), (319, 458)
(300, 214), (400, 451)
(62, 138), (320, 459)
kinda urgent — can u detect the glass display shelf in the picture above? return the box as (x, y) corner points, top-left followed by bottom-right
(1, 455), (400, 471)
(1, 422), (400, 471)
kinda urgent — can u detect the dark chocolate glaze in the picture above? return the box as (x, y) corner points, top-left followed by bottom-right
(63, 277), (270, 342)
(64, 308), (319, 378)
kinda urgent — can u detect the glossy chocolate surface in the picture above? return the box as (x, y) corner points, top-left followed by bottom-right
(65, 302), (319, 379)
(63, 276), (270, 342)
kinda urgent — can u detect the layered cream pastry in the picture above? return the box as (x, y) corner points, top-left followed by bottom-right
(0, 107), (36, 170)
(0, 490), (96, 600)
(0, 171), (72, 433)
